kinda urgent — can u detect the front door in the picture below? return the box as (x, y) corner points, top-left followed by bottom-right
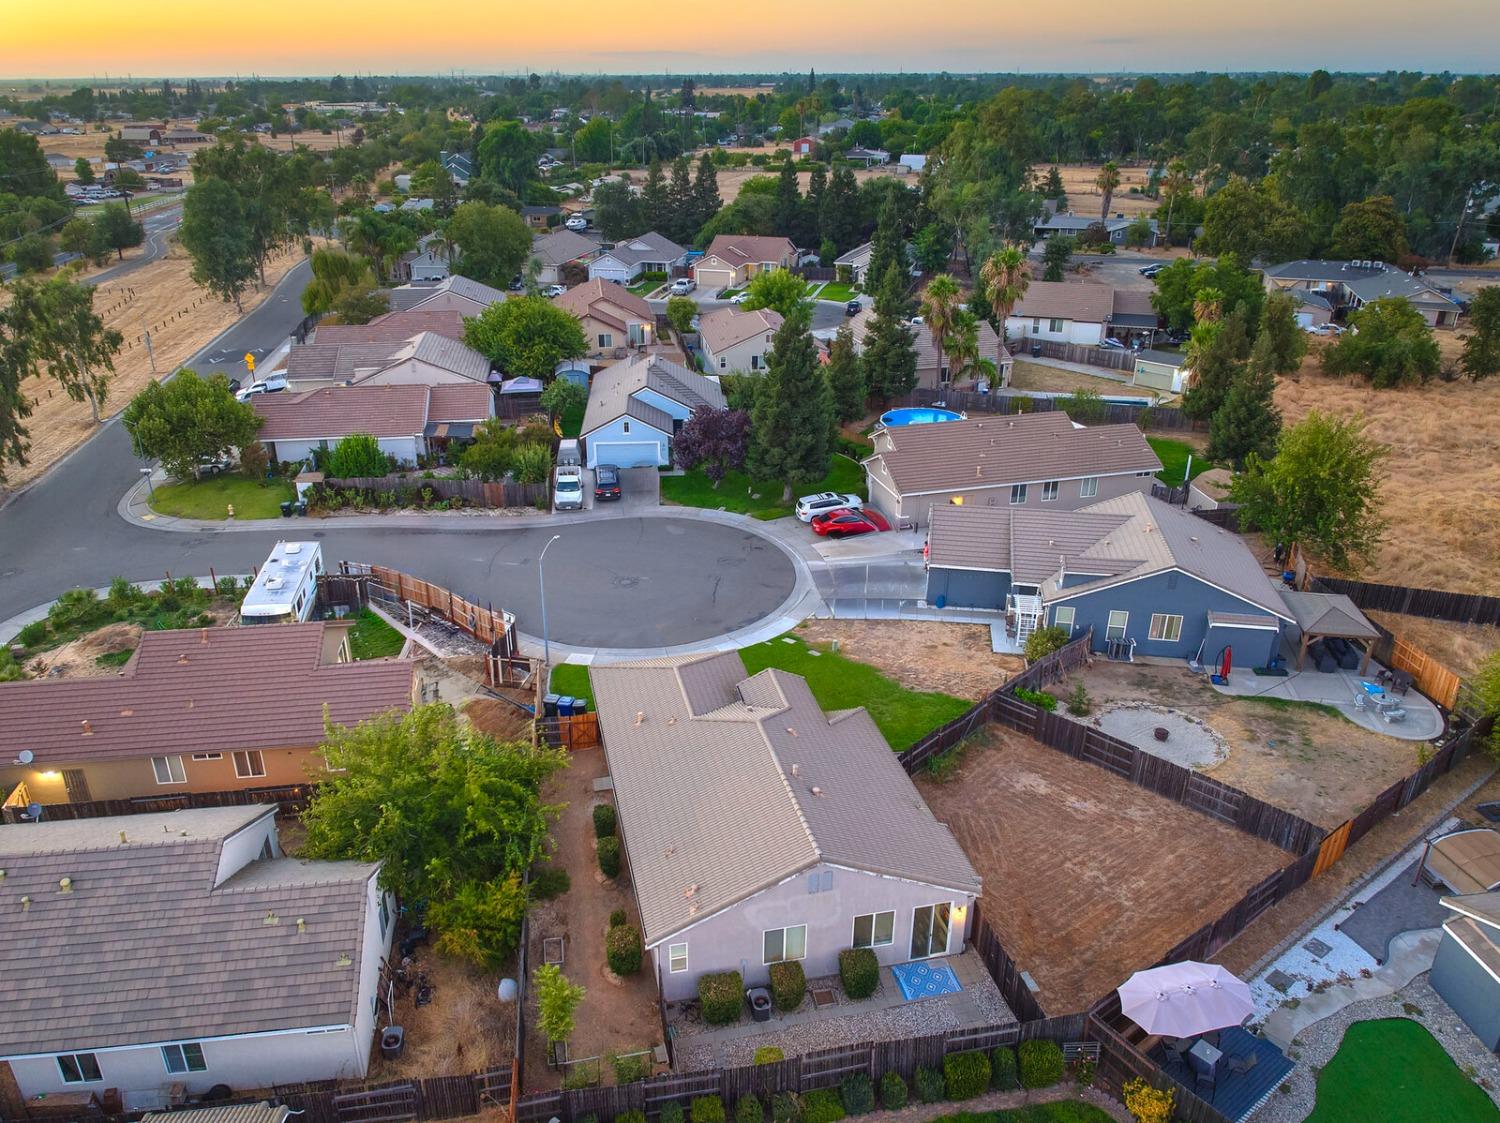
(910, 902), (952, 959)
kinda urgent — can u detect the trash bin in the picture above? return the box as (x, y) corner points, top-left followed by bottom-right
(542, 693), (560, 718)
(747, 988), (772, 1023)
(381, 1027), (405, 1059)
(1030, 341), (1042, 358)
(279, 501), (293, 517)
(557, 695), (575, 717)
(295, 500), (308, 516)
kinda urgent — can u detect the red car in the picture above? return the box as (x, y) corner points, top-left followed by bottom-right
(811, 507), (890, 538)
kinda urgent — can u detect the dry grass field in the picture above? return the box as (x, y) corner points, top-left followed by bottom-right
(792, 619), (1024, 699)
(1365, 613), (1500, 679)
(1031, 162), (1164, 217)
(1275, 332), (1500, 595)
(711, 163), (898, 204)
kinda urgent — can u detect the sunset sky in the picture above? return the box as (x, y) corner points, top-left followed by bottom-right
(3, 0), (1495, 78)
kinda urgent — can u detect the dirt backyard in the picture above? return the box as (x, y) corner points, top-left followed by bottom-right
(710, 164), (897, 205)
(366, 950), (516, 1081)
(918, 727), (1288, 1015)
(1009, 359), (1130, 395)
(522, 746), (663, 1091)
(793, 619), (1024, 700)
(1029, 163), (1165, 217)
(3, 241), (305, 492)
(1072, 661), (1426, 829)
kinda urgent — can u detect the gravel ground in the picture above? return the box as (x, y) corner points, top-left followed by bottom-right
(1093, 702), (1228, 769)
(1252, 974), (1500, 1123)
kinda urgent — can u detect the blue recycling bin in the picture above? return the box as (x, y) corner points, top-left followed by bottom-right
(557, 695), (576, 717)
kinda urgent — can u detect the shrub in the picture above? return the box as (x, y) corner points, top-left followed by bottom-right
(769, 1093), (800, 1123)
(1023, 625), (1070, 663)
(529, 864), (570, 900)
(661, 1102), (685, 1123)
(991, 1045), (1018, 1091)
(754, 1046), (785, 1065)
(839, 1073), (873, 1116)
(1018, 1040), (1065, 1089)
(698, 971), (743, 1025)
(1013, 686), (1058, 712)
(768, 960), (805, 1011)
(605, 923), (642, 975)
(735, 1095), (763, 1123)
(914, 1066), (945, 1104)
(597, 835), (621, 878)
(617, 1113), (647, 1123)
(593, 803), (617, 838)
(610, 1051), (649, 1084)
(944, 1050), (992, 1100)
(1065, 680), (1091, 717)
(1121, 1078), (1175, 1123)
(690, 1097), (725, 1123)
(838, 948), (879, 1000)
(16, 620), (48, 647)
(798, 1089), (844, 1123)
(609, 909), (627, 928)
(878, 1072), (907, 1112)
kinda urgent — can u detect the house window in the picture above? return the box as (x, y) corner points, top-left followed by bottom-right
(763, 924), (807, 964)
(751, 354), (761, 370)
(1010, 483), (1028, 505)
(852, 911), (895, 949)
(1149, 614), (1183, 642)
(597, 334), (612, 349)
(151, 755), (186, 785)
(1052, 606), (1076, 633)
(1032, 318), (1040, 332)
(1049, 318), (1064, 333)
(57, 1054), (102, 1083)
(379, 895), (391, 938)
(1079, 477), (1099, 498)
(668, 943), (689, 973)
(719, 357), (727, 369)
(233, 750), (266, 779)
(191, 752), (222, 761)
(1106, 610), (1129, 642)
(1041, 481), (1059, 502)
(807, 870), (833, 893)
(161, 1043), (207, 1074)
(622, 421), (631, 434)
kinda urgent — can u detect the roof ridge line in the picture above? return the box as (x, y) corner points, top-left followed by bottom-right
(751, 676), (822, 864)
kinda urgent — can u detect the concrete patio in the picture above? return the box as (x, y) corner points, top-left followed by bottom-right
(1208, 660), (1444, 742)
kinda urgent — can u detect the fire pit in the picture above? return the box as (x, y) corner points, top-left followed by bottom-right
(1154, 727), (1170, 742)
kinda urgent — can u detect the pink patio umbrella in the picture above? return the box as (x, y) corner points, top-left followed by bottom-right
(1117, 962), (1254, 1038)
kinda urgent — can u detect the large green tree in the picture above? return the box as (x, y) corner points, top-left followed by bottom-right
(121, 370), (263, 480)
(1207, 360), (1281, 469)
(447, 201), (532, 288)
(96, 203), (144, 262)
(0, 129), (63, 201)
(825, 322), (867, 423)
(1198, 177), (1312, 262)
(1151, 254), (1264, 332)
(1229, 411), (1388, 573)
(301, 247), (375, 316)
(1322, 297), (1440, 388)
(748, 308), (834, 502)
(862, 263), (919, 402)
(1181, 307), (1250, 420)
(1329, 196), (1409, 263)
(463, 295), (587, 381)
(1253, 290), (1309, 376)
(742, 267), (810, 319)
(1461, 286), (1500, 381)
(179, 178), (258, 310)
(28, 277), (123, 423)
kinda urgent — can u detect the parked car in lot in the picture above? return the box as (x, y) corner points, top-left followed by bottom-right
(1138, 262), (1165, 277)
(594, 464), (622, 501)
(541, 284), (567, 297)
(235, 376), (287, 401)
(564, 215), (588, 231)
(845, 298), (862, 316)
(811, 508), (890, 538)
(794, 491), (863, 522)
(670, 277), (696, 295)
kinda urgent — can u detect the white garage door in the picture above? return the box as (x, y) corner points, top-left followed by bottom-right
(1294, 311), (1314, 329)
(590, 261), (630, 284)
(589, 441), (661, 469)
(695, 267), (735, 291)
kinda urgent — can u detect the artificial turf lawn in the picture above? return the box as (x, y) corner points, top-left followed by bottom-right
(1305, 1018), (1500, 1123)
(1146, 436), (1209, 486)
(659, 454), (866, 520)
(347, 607), (406, 660)
(740, 633), (970, 750)
(149, 473), (295, 520)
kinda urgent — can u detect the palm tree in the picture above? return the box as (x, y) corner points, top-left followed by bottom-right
(1096, 161), (1122, 223)
(920, 274), (964, 382)
(979, 245), (1030, 336)
(947, 310), (982, 387)
(1193, 286), (1225, 325)
(1161, 159), (1191, 246)
(429, 227), (459, 267)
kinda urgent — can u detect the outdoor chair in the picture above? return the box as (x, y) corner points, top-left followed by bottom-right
(1195, 1071), (1217, 1100)
(1227, 1053), (1258, 1077)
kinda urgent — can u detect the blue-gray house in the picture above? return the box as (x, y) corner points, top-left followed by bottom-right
(1431, 889), (1500, 1050)
(925, 492), (1292, 661)
(578, 354), (727, 469)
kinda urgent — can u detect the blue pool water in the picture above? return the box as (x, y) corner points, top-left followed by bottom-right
(880, 407), (963, 427)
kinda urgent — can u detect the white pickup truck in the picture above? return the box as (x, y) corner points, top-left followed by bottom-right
(553, 439), (584, 511)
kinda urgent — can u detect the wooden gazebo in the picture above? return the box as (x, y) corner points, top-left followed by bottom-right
(1279, 590), (1382, 672)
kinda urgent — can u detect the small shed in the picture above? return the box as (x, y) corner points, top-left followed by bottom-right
(1424, 829), (1500, 896)
(142, 1106), (292, 1123)
(1278, 589), (1381, 672)
(1431, 890), (1500, 1050)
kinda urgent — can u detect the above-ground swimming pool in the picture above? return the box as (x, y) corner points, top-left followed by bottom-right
(880, 407), (963, 427)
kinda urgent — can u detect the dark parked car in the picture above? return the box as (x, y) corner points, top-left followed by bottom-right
(845, 298), (862, 316)
(594, 464), (622, 501)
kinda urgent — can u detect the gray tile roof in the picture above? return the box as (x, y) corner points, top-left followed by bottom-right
(926, 505), (1131, 585)
(868, 412), (1160, 497)
(580, 354), (727, 438)
(0, 806), (378, 1055)
(386, 275), (507, 312)
(1263, 259), (1383, 283)
(1277, 590), (1381, 638)
(402, 332), (493, 381)
(141, 1104), (291, 1123)
(595, 231), (686, 268)
(590, 653), (981, 945)
(1136, 349), (1188, 368)
(531, 229), (600, 267)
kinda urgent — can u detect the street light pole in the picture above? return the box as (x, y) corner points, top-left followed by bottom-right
(538, 534), (562, 669)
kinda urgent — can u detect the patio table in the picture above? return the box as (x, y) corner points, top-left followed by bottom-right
(1359, 680), (1386, 698)
(1188, 1038), (1223, 1074)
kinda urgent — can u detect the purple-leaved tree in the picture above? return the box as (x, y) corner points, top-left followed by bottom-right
(673, 408), (751, 488)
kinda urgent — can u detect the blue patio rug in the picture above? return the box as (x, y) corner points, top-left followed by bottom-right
(891, 961), (963, 1001)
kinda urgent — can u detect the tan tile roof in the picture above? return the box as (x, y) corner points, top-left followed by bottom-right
(0, 806), (379, 1054)
(0, 624), (413, 768)
(591, 653), (980, 945)
(926, 505), (1132, 584)
(552, 277), (654, 330)
(312, 309), (466, 345)
(426, 383), (494, 422)
(698, 306), (783, 356)
(700, 234), (796, 266)
(870, 412), (1160, 496)
(253, 384), (430, 440)
(1012, 282), (1116, 324)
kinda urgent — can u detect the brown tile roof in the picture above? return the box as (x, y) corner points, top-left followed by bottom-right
(700, 234), (796, 266)
(0, 806), (379, 1054)
(312, 309), (466, 345)
(591, 653), (980, 945)
(913, 318), (1006, 370)
(698, 306), (783, 356)
(580, 354), (727, 438)
(0, 624), (414, 768)
(552, 278), (654, 330)
(254, 384), (430, 440)
(1012, 281), (1116, 324)
(426, 383), (493, 422)
(1111, 289), (1157, 318)
(870, 412), (1160, 496)
(926, 505), (1132, 584)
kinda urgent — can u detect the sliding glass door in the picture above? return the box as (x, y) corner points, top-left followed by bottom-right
(909, 902), (952, 959)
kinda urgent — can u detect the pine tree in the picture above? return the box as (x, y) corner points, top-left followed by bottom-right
(667, 156), (694, 243)
(826, 323), (867, 423)
(1181, 307), (1250, 421)
(861, 263), (918, 403)
(866, 197), (904, 297)
(806, 164), (828, 246)
(774, 160), (802, 241)
(692, 153), (721, 236)
(821, 165), (860, 253)
(749, 309), (834, 502)
(641, 159), (669, 233)
(1208, 359), (1282, 469)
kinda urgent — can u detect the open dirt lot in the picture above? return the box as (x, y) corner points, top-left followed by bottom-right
(1365, 613), (1500, 680)
(1030, 163), (1165, 217)
(522, 746), (662, 1091)
(1073, 661), (1426, 829)
(3, 242), (304, 492)
(712, 164), (900, 205)
(793, 619), (1023, 700)
(918, 728), (1288, 1014)
(1009, 359), (1130, 395)
(1276, 333), (1500, 595)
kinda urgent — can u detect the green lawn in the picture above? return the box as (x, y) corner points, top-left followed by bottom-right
(1146, 437), (1210, 487)
(150, 473), (295, 520)
(1307, 1018), (1500, 1122)
(549, 663), (594, 709)
(741, 633), (970, 750)
(660, 454), (866, 521)
(559, 405), (585, 439)
(1238, 695), (1348, 722)
(814, 282), (861, 304)
(347, 608), (406, 660)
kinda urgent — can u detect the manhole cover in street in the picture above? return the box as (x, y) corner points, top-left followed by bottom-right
(612, 575), (640, 589)
(1265, 970), (1296, 994)
(1302, 938), (1333, 958)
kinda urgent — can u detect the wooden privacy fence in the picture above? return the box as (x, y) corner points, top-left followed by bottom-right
(0, 783), (312, 825)
(970, 903), (1049, 1021)
(1020, 338), (1136, 371)
(321, 475), (548, 509)
(909, 388), (1203, 431)
(538, 712), (602, 750)
(1310, 574), (1500, 628)
(344, 562), (518, 658)
(1085, 1001), (1229, 1123)
(273, 1067), (513, 1123)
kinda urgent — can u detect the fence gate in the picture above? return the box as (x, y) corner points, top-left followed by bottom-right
(1312, 820), (1352, 877)
(333, 1083), (419, 1123)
